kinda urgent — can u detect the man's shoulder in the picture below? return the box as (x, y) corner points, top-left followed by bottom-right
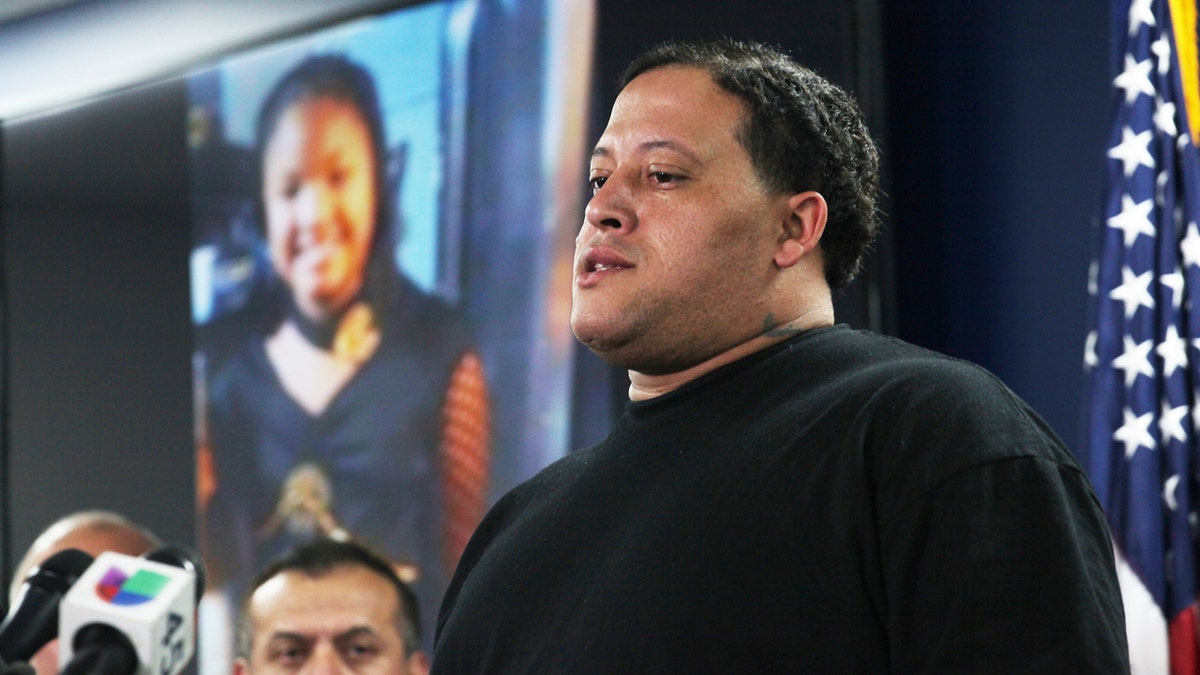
(508, 445), (605, 502)
(778, 326), (1007, 394)
(471, 446), (604, 531)
(779, 327), (1075, 463)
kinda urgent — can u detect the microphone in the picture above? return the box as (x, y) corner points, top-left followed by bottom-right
(140, 545), (206, 603)
(0, 548), (94, 665)
(58, 545), (205, 675)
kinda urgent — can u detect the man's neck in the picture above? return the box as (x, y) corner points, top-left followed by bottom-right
(626, 305), (835, 401)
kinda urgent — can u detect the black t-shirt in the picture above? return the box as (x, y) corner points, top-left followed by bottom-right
(433, 326), (1128, 673)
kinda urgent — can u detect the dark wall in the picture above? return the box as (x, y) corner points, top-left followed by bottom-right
(0, 78), (196, 578)
(884, 2), (1110, 449)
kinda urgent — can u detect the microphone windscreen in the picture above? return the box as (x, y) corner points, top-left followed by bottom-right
(141, 545), (207, 601)
(26, 549), (93, 593)
(60, 624), (138, 675)
(0, 548), (94, 664)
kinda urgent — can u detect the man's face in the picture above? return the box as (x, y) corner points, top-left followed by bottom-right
(236, 564), (424, 675)
(572, 66), (790, 373)
(261, 96), (377, 322)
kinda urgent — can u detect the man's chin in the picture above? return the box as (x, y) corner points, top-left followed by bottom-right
(572, 331), (667, 374)
(571, 323), (628, 364)
(571, 312), (691, 372)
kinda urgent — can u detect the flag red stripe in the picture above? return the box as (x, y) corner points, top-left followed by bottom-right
(1170, 604), (1199, 675)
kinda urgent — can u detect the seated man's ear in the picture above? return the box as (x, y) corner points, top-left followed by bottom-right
(407, 650), (431, 675)
(775, 191), (827, 269)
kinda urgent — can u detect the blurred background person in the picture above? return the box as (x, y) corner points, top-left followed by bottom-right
(9, 510), (161, 675)
(202, 53), (489, 650)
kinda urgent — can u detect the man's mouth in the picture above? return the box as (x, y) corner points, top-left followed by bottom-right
(578, 248), (634, 286)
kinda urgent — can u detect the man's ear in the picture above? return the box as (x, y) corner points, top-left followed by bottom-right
(408, 650), (432, 675)
(234, 657), (251, 675)
(774, 191), (827, 269)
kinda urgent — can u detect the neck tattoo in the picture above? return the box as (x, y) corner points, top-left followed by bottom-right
(762, 313), (805, 338)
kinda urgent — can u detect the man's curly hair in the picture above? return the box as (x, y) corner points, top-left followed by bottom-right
(620, 40), (881, 290)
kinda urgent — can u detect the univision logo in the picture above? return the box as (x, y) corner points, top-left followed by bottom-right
(95, 566), (170, 606)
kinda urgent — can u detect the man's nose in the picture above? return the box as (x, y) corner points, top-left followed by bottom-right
(584, 174), (636, 233)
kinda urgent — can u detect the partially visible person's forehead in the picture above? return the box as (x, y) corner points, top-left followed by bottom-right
(12, 521), (157, 603)
(53, 526), (155, 556)
(251, 564), (401, 623)
(21, 525), (153, 577)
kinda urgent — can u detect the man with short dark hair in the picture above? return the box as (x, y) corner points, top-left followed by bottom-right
(432, 39), (1128, 672)
(235, 538), (428, 675)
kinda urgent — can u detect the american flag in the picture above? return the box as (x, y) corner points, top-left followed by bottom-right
(1084, 0), (1200, 672)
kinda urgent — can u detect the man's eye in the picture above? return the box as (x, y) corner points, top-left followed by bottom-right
(270, 645), (307, 667)
(649, 171), (676, 185)
(589, 175), (607, 192)
(343, 642), (379, 663)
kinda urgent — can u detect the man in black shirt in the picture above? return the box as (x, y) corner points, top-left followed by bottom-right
(432, 39), (1128, 672)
